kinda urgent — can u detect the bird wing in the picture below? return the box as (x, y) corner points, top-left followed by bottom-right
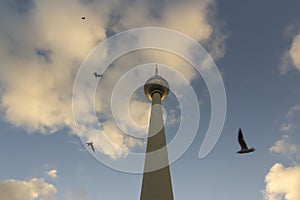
(91, 144), (95, 152)
(238, 129), (248, 149)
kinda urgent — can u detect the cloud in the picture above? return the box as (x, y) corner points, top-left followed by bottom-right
(64, 188), (87, 200)
(165, 109), (180, 126)
(283, 24), (300, 38)
(270, 135), (300, 160)
(0, 178), (57, 200)
(289, 34), (300, 71)
(46, 169), (58, 179)
(110, 0), (226, 59)
(128, 100), (151, 131)
(286, 105), (300, 118)
(0, 0), (226, 159)
(0, 0), (108, 133)
(279, 123), (295, 133)
(264, 163), (300, 200)
(280, 51), (294, 74)
(280, 33), (300, 74)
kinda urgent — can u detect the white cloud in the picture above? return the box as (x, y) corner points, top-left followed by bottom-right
(0, 178), (57, 200)
(279, 123), (295, 133)
(270, 135), (300, 160)
(128, 100), (151, 131)
(289, 34), (300, 71)
(46, 169), (58, 179)
(165, 109), (180, 126)
(111, 0), (226, 60)
(280, 33), (300, 74)
(64, 188), (87, 200)
(0, 0), (108, 133)
(283, 25), (299, 38)
(280, 51), (294, 74)
(264, 163), (300, 200)
(162, 2), (213, 41)
(286, 105), (300, 118)
(0, 0), (226, 159)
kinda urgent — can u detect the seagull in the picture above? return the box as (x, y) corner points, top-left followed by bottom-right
(93, 72), (103, 78)
(86, 142), (95, 152)
(237, 128), (255, 154)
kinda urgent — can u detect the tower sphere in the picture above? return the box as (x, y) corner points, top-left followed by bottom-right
(144, 71), (169, 101)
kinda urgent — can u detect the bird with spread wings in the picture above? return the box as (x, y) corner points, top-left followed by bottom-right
(237, 128), (255, 154)
(86, 142), (95, 152)
(93, 72), (103, 78)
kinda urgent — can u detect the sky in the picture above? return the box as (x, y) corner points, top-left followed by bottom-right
(1, 0), (300, 199)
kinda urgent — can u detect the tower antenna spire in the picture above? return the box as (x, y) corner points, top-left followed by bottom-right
(142, 63), (172, 199)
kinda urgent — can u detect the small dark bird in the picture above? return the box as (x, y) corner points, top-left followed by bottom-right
(86, 142), (95, 152)
(237, 128), (255, 154)
(93, 72), (103, 78)
(81, 16), (86, 20)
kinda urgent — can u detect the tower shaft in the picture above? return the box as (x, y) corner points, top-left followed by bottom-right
(140, 92), (173, 200)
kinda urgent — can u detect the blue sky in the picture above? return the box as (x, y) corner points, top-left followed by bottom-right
(1, 0), (300, 199)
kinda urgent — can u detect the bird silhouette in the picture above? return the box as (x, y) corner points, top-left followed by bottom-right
(237, 128), (255, 154)
(93, 72), (103, 78)
(86, 142), (95, 152)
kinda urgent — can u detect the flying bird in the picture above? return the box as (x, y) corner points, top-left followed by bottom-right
(237, 128), (255, 154)
(81, 16), (86, 20)
(86, 142), (95, 152)
(93, 72), (103, 78)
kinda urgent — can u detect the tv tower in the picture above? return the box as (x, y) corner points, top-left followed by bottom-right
(140, 66), (173, 200)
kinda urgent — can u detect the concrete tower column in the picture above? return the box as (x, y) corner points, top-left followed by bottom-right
(140, 67), (173, 200)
